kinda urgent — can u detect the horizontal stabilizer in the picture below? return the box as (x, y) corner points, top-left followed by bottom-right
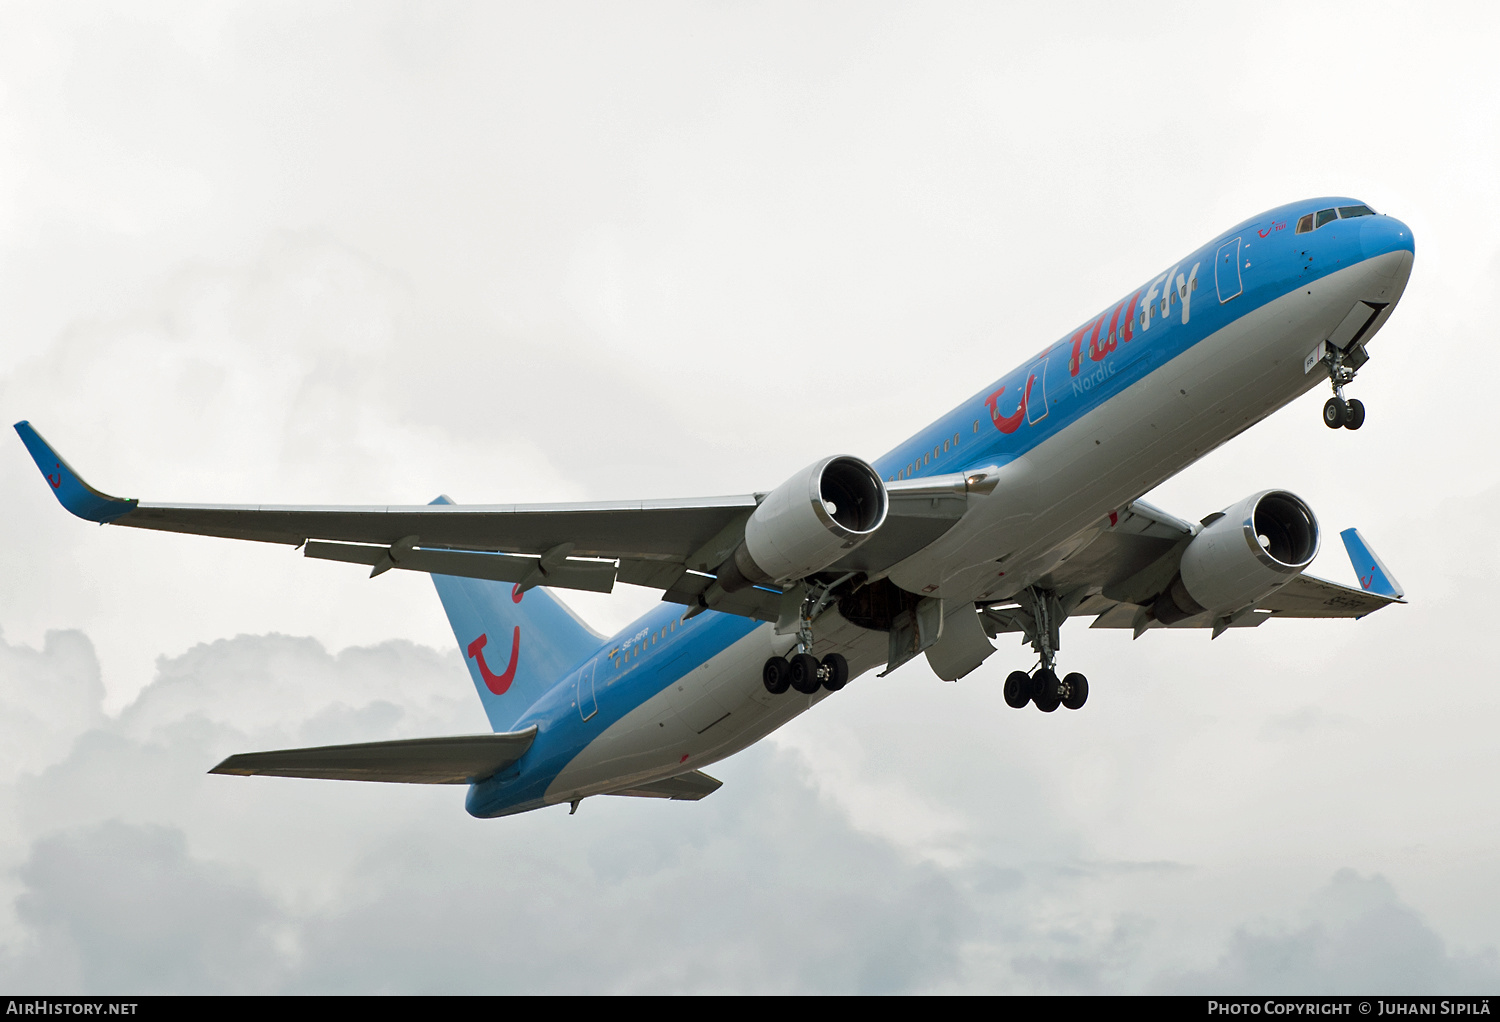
(605, 770), (722, 800)
(1340, 528), (1405, 600)
(210, 727), (537, 784)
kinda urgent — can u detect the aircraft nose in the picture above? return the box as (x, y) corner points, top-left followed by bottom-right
(1359, 212), (1415, 261)
(1354, 213), (1415, 303)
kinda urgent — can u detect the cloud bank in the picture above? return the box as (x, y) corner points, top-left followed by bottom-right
(0, 623), (1495, 994)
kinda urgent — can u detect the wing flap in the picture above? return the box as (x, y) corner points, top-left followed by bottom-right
(209, 727), (538, 784)
(1088, 603), (1271, 631)
(1037, 499), (1196, 601)
(659, 570), (781, 621)
(303, 541), (619, 594)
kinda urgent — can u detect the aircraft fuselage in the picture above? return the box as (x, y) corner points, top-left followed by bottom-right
(467, 197), (1415, 818)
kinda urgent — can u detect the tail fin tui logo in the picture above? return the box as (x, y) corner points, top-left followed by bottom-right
(467, 628), (520, 695)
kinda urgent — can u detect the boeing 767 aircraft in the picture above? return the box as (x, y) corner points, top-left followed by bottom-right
(17, 196), (1411, 818)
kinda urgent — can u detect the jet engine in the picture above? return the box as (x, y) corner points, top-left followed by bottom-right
(1152, 489), (1319, 624)
(715, 455), (888, 591)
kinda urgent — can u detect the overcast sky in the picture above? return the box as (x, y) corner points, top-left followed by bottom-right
(2, 1), (1498, 993)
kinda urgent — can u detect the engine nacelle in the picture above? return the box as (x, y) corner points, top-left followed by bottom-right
(1153, 489), (1320, 624)
(716, 455), (888, 590)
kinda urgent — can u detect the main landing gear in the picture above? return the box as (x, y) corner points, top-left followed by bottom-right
(763, 652), (849, 695)
(1321, 345), (1366, 431)
(999, 585), (1088, 712)
(1003, 668), (1088, 712)
(762, 576), (852, 696)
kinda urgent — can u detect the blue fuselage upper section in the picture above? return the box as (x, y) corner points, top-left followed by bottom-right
(469, 197), (1414, 818)
(870, 197), (1412, 485)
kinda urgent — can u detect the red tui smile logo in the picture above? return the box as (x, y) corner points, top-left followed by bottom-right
(467, 628), (520, 694)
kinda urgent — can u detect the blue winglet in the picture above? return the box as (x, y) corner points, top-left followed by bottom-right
(13, 421), (138, 523)
(1340, 527), (1405, 600)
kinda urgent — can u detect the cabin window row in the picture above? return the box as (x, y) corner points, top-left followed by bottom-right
(889, 431), (961, 482)
(611, 617), (682, 667)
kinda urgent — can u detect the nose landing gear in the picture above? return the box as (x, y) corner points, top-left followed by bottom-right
(1321, 345), (1367, 431)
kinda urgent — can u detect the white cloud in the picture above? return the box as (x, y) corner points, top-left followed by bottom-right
(1159, 869), (1500, 994)
(10, 821), (284, 994)
(0, 629), (105, 785)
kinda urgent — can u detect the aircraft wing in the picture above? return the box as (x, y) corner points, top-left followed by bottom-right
(16, 421), (977, 624)
(1078, 572), (1402, 631)
(209, 727), (538, 784)
(979, 502), (1404, 640)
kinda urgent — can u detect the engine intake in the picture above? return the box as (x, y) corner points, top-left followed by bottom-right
(1153, 489), (1320, 625)
(716, 455), (888, 591)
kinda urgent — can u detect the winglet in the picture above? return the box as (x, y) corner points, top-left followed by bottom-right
(1339, 528), (1404, 601)
(13, 421), (138, 523)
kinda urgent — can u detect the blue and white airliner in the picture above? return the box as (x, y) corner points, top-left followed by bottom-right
(16, 197), (1412, 818)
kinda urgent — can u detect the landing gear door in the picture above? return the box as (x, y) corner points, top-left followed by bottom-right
(880, 596), (943, 676)
(1215, 237), (1243, 303)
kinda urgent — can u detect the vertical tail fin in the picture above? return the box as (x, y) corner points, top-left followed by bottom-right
(428, 496), (604, 732)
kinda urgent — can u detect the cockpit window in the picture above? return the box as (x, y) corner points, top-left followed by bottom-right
(1297, 204), (1377, 234)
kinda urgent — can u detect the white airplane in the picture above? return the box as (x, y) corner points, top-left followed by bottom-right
(16, 196), (1412, 818)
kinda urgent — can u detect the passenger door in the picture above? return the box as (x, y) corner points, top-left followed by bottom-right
(1215, 237), (1243, 303)
(577, 659), (598, 721)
